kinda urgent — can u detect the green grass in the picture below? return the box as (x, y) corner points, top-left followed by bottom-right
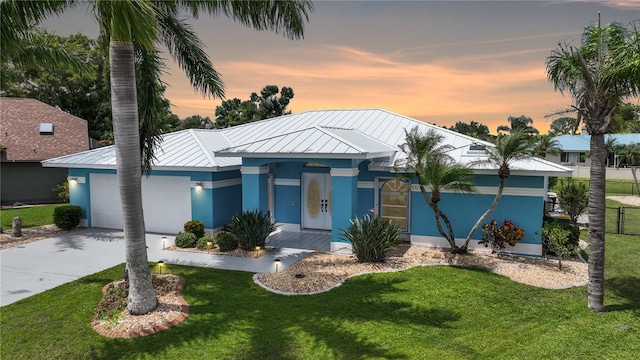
(0, 204), (65, 229)
(551, 177), (638, 196)
(1, 234), (639, 360)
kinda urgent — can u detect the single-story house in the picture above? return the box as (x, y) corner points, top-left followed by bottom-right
(549, 133), (640, 167)
(1, 98), (90, 204)
(43, 109), (571, 256)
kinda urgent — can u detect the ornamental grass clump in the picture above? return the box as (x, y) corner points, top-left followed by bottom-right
(227, 210), (278, 251)
(341, 214), (401, 263)
(479, 219), (525, 253)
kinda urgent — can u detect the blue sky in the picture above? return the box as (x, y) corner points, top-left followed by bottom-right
(43, 1), (640, 133)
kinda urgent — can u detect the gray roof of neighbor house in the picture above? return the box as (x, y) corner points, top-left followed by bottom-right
(43, 109), (572, 175)
(553, 133), (640, 152)
(1, 98), (89, 161)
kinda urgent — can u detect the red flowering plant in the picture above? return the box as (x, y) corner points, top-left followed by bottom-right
(479, 219), (526, 253)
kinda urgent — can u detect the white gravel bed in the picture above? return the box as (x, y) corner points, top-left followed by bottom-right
(254, 245), (588, 295)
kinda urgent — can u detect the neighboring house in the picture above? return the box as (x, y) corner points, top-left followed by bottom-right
(1, 98), (90, 204)
(548, 133), (640, 179)
(43, 109), (571, 256)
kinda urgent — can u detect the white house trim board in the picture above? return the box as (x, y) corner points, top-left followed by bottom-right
(274, 178), (300, 186)
(410, 185), (545, 197)
(191, 181), (213, 189)
(240, 166), (270, 175)
(211, 178), (242, 189)
(410, 235), (542, 257)
(357, 181), (374, 189)
(330, 168), (359, 177)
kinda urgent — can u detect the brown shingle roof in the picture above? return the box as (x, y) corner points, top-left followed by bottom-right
(0, 98), (89, 161)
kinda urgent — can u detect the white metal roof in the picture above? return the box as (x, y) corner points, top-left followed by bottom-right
(218, 126), (397, 159)
(43, 109), (572, 175)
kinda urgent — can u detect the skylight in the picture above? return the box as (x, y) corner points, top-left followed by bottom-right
(39, 123), (54, 135)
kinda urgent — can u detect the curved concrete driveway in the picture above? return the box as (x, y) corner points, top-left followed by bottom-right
(1, 229), (312, 306)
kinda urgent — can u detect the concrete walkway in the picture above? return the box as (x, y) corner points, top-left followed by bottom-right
(0, 229), (313, 306)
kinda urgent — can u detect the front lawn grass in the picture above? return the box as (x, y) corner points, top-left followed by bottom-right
(1, 234), (638, 360)
(0, 204), (65, 229)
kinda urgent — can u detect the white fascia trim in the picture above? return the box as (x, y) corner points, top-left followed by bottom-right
(358, 181), (374, 189)
(219, 152), (369, 159)
(240, 166), (270, 175)
(330, 168), (359, 177)
(44, 164), (242, 172)
(274, 178), (300, 187)
(410, 184), (545, 197)
(471, 169), (572, 177)
(212, 178), (242, 189)
(410, 235), (543, 257)
(68, 176), (86, 184)
(191, 181), (213, 189)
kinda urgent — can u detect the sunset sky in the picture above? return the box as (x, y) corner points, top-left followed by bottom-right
(44, 1), (640, 134)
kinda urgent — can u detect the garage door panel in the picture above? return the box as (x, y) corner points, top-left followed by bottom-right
(90, 174), (191, 234)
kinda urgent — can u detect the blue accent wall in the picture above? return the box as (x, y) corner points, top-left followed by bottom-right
(213, 184), (242, 227)
(274, 185), (301, 224)
(68, 168), (96, 226)
(191, 188), (214, 229)
(331, 175), (358, 243)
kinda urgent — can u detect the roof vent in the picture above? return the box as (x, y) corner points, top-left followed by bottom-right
(39, 123), (54, 135)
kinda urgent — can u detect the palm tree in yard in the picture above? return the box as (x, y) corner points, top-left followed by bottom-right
(399, 127), (475, 253)
(460, 129), (533, 253)
(546, 19), (640, 312)
(531, 133), (561, 158)
(3, 0), (312, 315)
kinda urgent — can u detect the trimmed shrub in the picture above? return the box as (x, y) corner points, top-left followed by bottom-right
(175, 232), (197, 248)
(53, 205), (83, 230)
(227, 210), (278, 250)
(340, 214), (401, 263)
(196, 236), (215, 250)
(216, 231), (238, 252)
(183, 220), (205, 239)
(541, 222), (578, 270)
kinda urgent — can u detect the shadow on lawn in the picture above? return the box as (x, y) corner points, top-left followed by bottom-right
(605, 276), (640, 313)
(85, 268), (462, 360)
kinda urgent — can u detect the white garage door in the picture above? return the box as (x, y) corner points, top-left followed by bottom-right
(90, 173), (191, 234)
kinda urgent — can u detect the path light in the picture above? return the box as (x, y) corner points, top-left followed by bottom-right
(207, 241), (212, 254)
(158, 261), (164, 274)
(255, 246), (261, 258)
(162, 236), (167, 250)
(274, 259), (281, 273)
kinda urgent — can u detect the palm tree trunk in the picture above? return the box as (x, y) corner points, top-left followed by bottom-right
(110, 40), (157, 315)
(461, 177), (506, 252)
(588, 133), (606, 312)
(419, 185), (458, 251)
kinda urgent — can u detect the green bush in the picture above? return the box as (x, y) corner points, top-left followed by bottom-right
(196, 236), (215, 250)
(557, 178), (588, 225)
(227, 210), (278, 251)
(52, 181), (70, 202)
(215, 231), (238, 252)
(479, 219), (526, 252)
(183, 220), (205, 239)
(541, 222), (578, 270)
(53, 205), (82, 230)
(175, 232), (197, 248)
(340, 214), (401, 263)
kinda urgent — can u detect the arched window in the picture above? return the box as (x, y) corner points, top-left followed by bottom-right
(380, 179), (408, 231)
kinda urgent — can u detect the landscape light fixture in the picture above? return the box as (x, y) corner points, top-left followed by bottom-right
(162, 236), (167, 250)
(158, 261), (164, 274)
(255, 246), (261, 258)
(207, 241), (212, 253)
(274, 259), (281, 273)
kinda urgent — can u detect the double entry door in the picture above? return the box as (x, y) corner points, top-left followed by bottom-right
(302, 173), (332, 230)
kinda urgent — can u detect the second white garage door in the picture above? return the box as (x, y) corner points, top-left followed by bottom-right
(90, 173), (191, 234)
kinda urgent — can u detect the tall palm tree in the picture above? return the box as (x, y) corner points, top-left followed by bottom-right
(5, 0), (312, 315)
(461, 129), (533, 253)
(546, 19), (640, 312)
(399, 127), (475, 253)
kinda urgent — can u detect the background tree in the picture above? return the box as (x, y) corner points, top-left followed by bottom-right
(461, 129), (533, 252)
(557, 178), (589, 225)
(448, 121), (491, 141)
(5, 0), (312, 315)
(608, 103), (640, 133)
(399, 127), (475, 253)
(497, 115), (540, 135)
(615, 143), (640, 196)
(178, 115), (215, 130)
(548, 117), (579, 136)
(214, 85), (295, 128)
(546, 18), (640, 312)
(531, 134), (561, 158)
